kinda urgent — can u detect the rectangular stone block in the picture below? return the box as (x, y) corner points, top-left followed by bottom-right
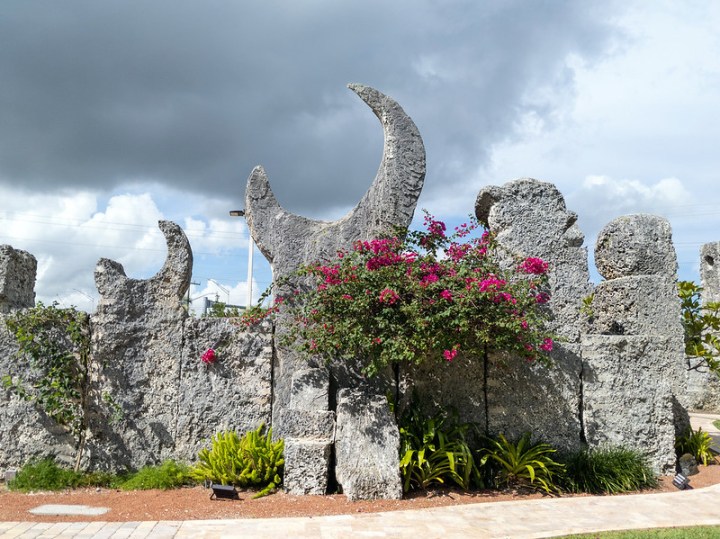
(283, 440), (331, 495)
(486, 343), (584, 453)
(0, 245), (36, 313)
(334, 388), (402, 501)
(276, 409), (335, 441)
(290, 368), (329, 410)
(582, 334), (678, 474)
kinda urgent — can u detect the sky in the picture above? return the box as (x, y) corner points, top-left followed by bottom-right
(1, 1), (719, 313)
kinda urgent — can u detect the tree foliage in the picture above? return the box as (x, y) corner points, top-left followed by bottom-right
(678, 280), (720, 376)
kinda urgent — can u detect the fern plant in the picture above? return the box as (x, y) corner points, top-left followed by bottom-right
(398, 403), (481, 492)
(480, 433), (564, 494)
(190, 424), (284, 498)
(676, 427), (715, 466)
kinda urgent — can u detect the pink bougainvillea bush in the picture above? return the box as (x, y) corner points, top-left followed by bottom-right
(242, 211), (554, 376)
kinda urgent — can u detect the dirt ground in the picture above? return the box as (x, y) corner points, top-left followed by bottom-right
(1, 465), (718, 523)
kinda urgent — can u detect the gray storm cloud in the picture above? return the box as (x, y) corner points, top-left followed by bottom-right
(0, 0), (622, 215)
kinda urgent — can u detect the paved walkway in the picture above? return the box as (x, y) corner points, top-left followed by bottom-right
(2, 483), (720, 538)
(2, 413), (719, 538)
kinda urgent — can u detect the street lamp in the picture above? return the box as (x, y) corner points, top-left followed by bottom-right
(229, 210), (254, 308)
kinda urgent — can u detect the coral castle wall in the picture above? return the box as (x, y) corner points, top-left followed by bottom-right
(0, 229), (273, 475)
(0, 85), (698, 495)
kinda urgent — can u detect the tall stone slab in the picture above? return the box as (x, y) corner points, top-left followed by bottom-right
(0, 248), (76, 475)
(583, 214), (683, 474)
(174, 317), (273, 462)
(0, 245), (36, 313)
(334, 388), (402, 500)
(244, 84), (425, 498)
(88, 220), (193, 469)
(472, 178), (592, 450)
(86, 220), (273, 471)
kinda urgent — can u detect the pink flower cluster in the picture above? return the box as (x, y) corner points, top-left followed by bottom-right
(478, 276), (506, 292)
(518, 257), (549, 275)
(379, 288), (400, 305)
(539, 338), (553, 352)
(425, 217), (446, 238)
(318, 264), (342, 285)
(201, 348), (216, 364)
(447, 242), (470, 262)
(366, 252), (405, 271)
(354, 237), (400, 254)
(443, 346), (459, 361)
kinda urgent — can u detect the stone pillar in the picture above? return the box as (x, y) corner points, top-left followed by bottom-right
(582, 214), (683, 474)
(471, 178), (592, 451)
(0, 245), (36, 313)
(0, 245), (77, 475)
(701, 243), (720, 303)
(88, 220), (194, 469)
(281, 368), (335, 495)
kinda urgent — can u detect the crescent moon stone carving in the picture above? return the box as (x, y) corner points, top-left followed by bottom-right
(245, 83), (426, 278)
(243, 84), (425, 500)
(94, 220), (193, 316)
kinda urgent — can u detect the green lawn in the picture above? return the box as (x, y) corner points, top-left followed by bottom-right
(560, 526), (720, 538)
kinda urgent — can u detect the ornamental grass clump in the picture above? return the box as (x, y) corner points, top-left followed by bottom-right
(118, 460), (193, 491)
(243, 211), (555, 376)
(561, 447), (657, 494)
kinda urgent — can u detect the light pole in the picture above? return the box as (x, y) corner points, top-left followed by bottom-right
(229, 210), (254, 308)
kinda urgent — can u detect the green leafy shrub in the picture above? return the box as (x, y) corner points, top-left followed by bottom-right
(8, 458), (123, 491)
(479, 433), (564, 494)
(8, 457), (85, 491)
(561, 447), (657, 494)
(678, 280), (720, 376)
(676, 427), (715, 466)
(190, 424), (284, 498)
(3, 303), (92, 471)
(397, 403), (482, 492)
(118, 460), (193, 490)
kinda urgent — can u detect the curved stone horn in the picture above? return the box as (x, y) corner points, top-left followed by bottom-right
(245, 83), (425, 277)
(95, 220), (193, 302)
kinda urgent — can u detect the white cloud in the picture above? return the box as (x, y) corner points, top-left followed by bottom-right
(183, 216), (248, 254)
(568, 175), (693, 235)
(0, 185), (270, 313)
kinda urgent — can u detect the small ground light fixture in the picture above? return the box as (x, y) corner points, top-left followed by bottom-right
(210, 483), (239, 500)
(672, 473), (690, 489)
